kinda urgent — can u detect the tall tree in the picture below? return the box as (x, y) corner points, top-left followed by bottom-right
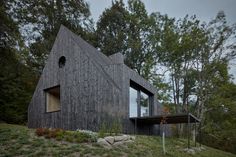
(96, 0), (128, 56)
(194, 11), (236, 120)
(96, 0), (157, 79)
(10, 0), (95, 74)
(126, 0), (156, 78)
(0, 0), (36, 123)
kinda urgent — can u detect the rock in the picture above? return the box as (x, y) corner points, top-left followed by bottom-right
(113, 141), (124, 146)
(130, 136), (136, 140)
(193, 147), (202, 151)
(114, 135), (125, 142)
(105, 136), (114, 144)
(124, 140), (133, 143)
(183, 148), (195, 155)
(123, 135), (129, 141)
(97, 138), (111, 148)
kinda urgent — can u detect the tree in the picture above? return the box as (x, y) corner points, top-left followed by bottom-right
(0, 0), (36, 123)
(149, 11), (236, 139)
(96, 0), (157, 79)
(96, 0), (129, 56)
(192, 11), (236, 122)
(9, 0), (95, 74)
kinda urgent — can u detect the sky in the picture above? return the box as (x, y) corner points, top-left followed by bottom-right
(86, 0), (236, 82)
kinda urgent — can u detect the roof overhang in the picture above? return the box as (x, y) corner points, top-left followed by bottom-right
(130, 113), (200, 124)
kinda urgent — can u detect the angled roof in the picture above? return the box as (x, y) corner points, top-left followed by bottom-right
(59, 25), (121, 90)
(61, 25), (113, 66)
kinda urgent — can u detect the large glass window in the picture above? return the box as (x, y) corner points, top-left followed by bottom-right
(129, 82), (152, 118)
(129, 87), (138, 117)
(140, 91), (149, 117)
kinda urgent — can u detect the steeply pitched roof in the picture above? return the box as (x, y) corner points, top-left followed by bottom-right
(59, 25), (121, 90)
(61, 25), (113, 66)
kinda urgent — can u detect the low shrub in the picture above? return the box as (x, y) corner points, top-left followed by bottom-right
(98, 123), (106, 138)
(35, 128), (49, 136)
(98, 120), (122, 138)
(35, 128), (97, 143)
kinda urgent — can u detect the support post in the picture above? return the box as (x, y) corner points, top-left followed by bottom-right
(194, 120), (196, 147)
(188, 113), (190, 149)
(135, 118), (137, 135)
(199, 122), (202, 147)
(162, 125), (166, 155)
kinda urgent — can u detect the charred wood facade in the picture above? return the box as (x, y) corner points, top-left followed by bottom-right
(28, 25), (162, 134)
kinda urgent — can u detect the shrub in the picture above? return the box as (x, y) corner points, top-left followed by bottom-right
(35, 128), (45, 136)
(77, 130), (98, 142)
(98, 120), (122, 137)
(35, 128), (50, 136)
(35, 128), (62, 139)
(111, 120), (122, 136)
(98, 123), (106, 138)
(35, 128), (97, 143)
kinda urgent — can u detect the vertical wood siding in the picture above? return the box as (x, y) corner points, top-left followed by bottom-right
(28, 25), (161, 135)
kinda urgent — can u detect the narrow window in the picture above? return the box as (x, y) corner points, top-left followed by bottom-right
(45, 86), (60, 112)
(59, 56), (66, 68)
(129, 87), (138, 117)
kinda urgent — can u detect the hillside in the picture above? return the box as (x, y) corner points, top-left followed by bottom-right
(0, 123), (235, 157)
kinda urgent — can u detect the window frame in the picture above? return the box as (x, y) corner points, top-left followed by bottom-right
(129, 80), (153, 118)
(44, 85), (61, 113)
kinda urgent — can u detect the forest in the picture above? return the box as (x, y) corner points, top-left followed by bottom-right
(0, 0), (236, 153)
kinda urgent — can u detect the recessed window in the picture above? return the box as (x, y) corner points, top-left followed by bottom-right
(129, 81), (152, 118)
(45, 86), (60, 112)
(59, 56), (66, 68)
(129, 87), (138, 117)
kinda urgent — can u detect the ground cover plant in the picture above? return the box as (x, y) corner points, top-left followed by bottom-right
(1, 123), (236, 157)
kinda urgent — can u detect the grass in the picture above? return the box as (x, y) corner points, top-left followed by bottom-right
(0, 123), (236, 157)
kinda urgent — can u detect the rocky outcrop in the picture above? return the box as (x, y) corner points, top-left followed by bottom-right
(97, 135), (135, 148)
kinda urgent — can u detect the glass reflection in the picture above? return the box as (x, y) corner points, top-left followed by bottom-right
(140, 91), (149, 117)
(129, 87), (138, 117)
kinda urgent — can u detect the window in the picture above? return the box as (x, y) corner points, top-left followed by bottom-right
(45, 86), (60, 112)
(129, 81), (152, 118)
(59, 56), (66, 68)
(129, 87), (138, 117)
(140, 91), (149, 117)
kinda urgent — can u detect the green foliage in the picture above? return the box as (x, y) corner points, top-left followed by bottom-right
(111, 119), (123, 135)
(98, 120), (122, 138)
(0, 0), (36, 124)
(96, 0), (128, 56)
(35, 128), (97, 143)
(1, 123), (236, 157)
(9, 0), (95, 74)
(98, 122), (106, 138)
(96, 0), (156, 79)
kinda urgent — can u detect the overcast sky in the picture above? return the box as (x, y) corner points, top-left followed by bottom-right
(86, 0), (236, 82)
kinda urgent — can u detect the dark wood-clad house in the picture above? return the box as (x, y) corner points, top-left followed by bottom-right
(28, 25), (199, 135)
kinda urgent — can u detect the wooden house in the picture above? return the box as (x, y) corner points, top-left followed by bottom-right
(28, 25), (172, 135)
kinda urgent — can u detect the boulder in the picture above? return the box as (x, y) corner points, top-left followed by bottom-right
(130, 136), (136, 140)
(113, 141), (124, 146)
(124, 140), (133, 143)
(104, 136), (114, 145)
(97, 138), (111, 148)
(183, 148), (196, 155)
(123, 135), (129, 141)
(114, 135), (126, 142)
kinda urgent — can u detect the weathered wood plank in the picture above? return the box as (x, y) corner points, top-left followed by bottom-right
(28, 25), (161, 135)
